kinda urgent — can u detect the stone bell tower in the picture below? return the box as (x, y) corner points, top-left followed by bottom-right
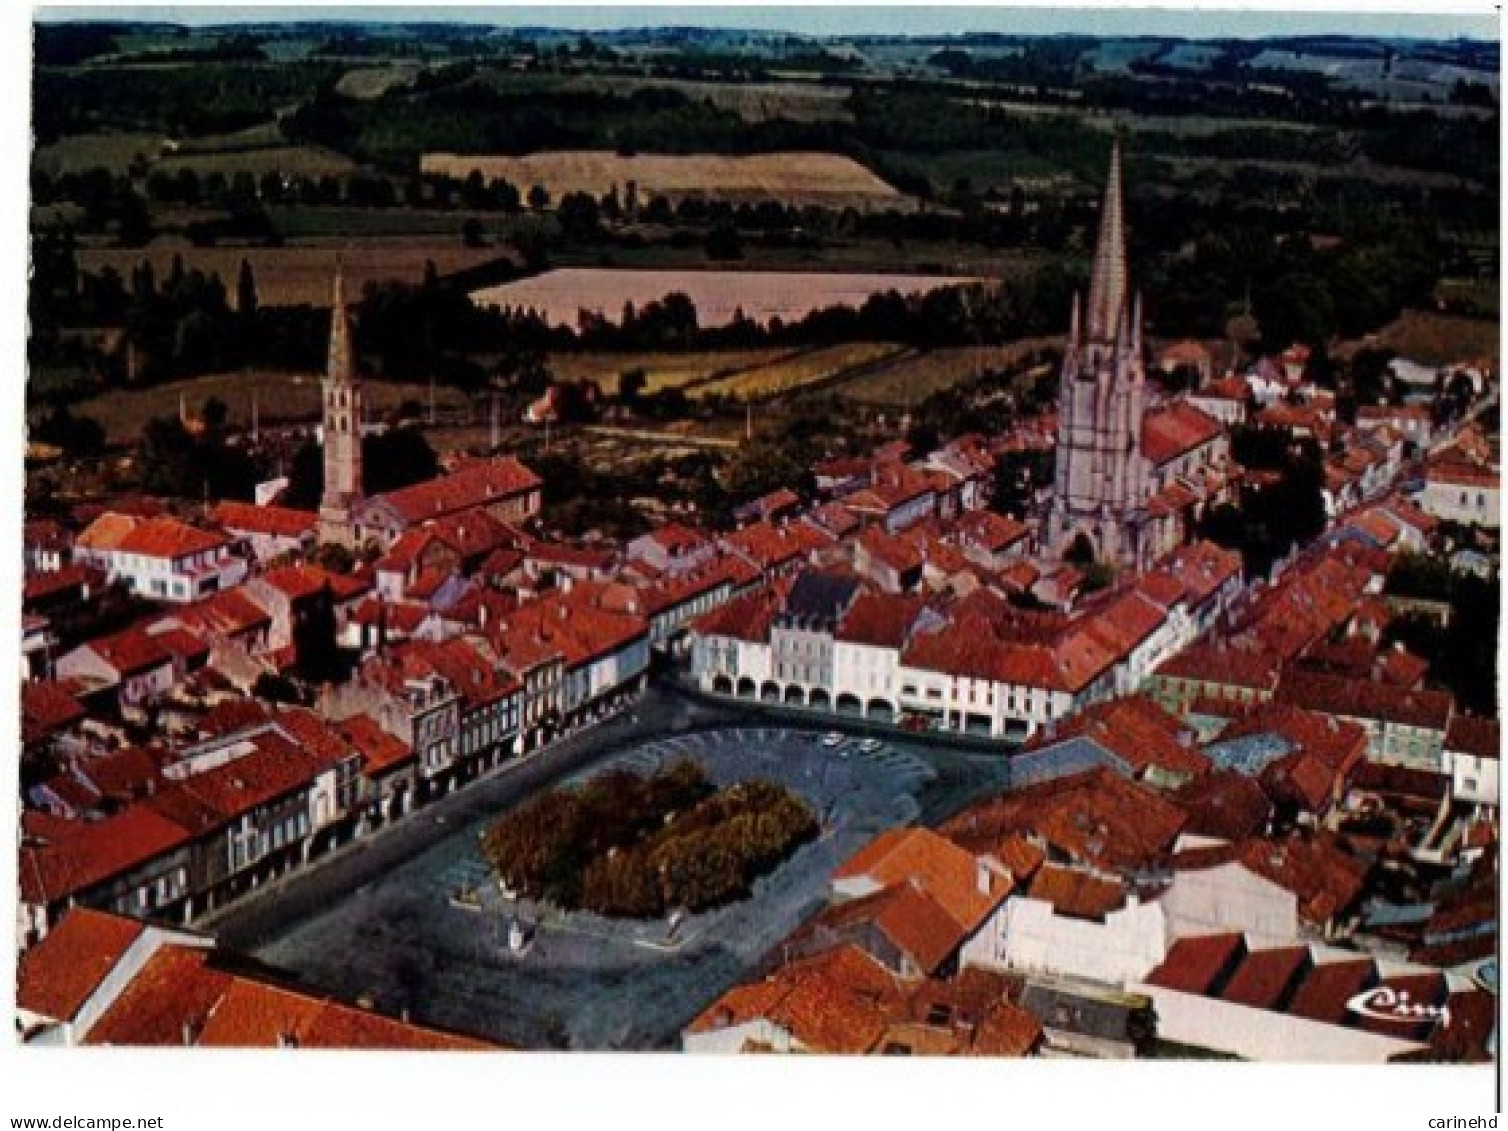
(318, 268), (365, 548)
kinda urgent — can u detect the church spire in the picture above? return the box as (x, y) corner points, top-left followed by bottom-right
(1085, 138), (1127, 342)
(328, 264), (355, 385)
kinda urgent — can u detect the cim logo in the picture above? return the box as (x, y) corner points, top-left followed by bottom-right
(1345, 984), (1451, 1028)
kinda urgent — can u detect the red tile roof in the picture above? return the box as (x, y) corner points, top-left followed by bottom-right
(1172, 770), (1274, 842)
(149, 625), (211, 666)
(1142, 400), (1224, 466)
(693, 578), (793, 643)
(17, 909), (148, 1022)
(686, 944), (906, 1053)
(1155, 541), (1243, 606)
(493, 593), (646, 674)
(1445, 715), (1500, 761)
(953, 510), (1029, 553)
(810, 881), (972, 976)
(1426, 454), (1498, 490)
(1286, 958), (1375, 1026)
(260, 564), (336, 602)
(114, 517), (231, 560)
(942, 768), (1187, 874)
(19, 807), (192, 907)
(74, 512), (140, 552)
(337, 714), (415, 777)
(1217, 701), (1369, 777)
(835, 827), (1007, 933)
(1080, 590), (1167, 656)
(21, 680), (87, 743)
(210, 501), (317, 540)
(1277, 670), (1453, 732)
(1034, 694), (1210, 779)
(1146, 933), (1247, 995)
(23, 563), (100, 608)
(1217, 945), (1310, 1009)
(425, 507), (521, 559)
(1172, 834), (1368, 928)
(171, 731), (331, 823)
(722, 520), (828, 572)
(77, 745), (169, 805)
(1025, 865), (1128, 921)
(178, 588), (273, 638)
(835, 591), (928, 649)
(1155, 642), (1282, 692)
(82, 942), (492, 1049)
(1258, 749), (1337, 816)
(376, 456), (541, 524)
(84, 944), (231, 1046)
(902, 622), (1116, 696)
(84, 626), (174, 678)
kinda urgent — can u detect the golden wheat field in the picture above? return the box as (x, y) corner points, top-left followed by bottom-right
(545, 348), (800, 395)
(693, 342), (909, 402)
(837, 338), (1064, 405)
(420, 150), (910, 208)
(471, 268), (983, 329)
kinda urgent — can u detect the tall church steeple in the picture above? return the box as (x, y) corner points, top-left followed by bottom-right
(1045, 139), (1154, 572)
(1085, 138), (1128, 343)
(318, 265), (365, 548)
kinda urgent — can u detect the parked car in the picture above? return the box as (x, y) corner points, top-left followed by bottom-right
(859, 738), (883, 754)
(822, 732), (845, 748)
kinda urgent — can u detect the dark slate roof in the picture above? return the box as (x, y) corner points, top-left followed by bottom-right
(782, 570), (861, 630)
(1018, 981), (1145, 1042)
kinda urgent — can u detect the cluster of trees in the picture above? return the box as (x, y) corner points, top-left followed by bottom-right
(29, 239), (330, 396)
(281, 426), (440, 509)
(1198, 428), (1329, 578)
(1383, 555), (1499, 716)
(480, 761), (817, 918)
(1142, 213), (1443, 349)
(582, 780), (819, 916)
(481, 761), (714, 905)
(136, 403), (262, 501)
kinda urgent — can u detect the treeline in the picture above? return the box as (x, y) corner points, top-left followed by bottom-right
(479, 760), (818, 918)
(33, 60), (341, 144)
(29, 236), (329, 398)
(488, 273), (1081, 361)
(26, 215), (1441, 423)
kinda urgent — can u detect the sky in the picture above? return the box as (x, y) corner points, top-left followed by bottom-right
(33, 4), (1501, 43)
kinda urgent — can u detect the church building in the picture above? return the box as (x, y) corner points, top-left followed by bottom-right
(313, 269), (544, 553)
(1044, 142), (1230, 572)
